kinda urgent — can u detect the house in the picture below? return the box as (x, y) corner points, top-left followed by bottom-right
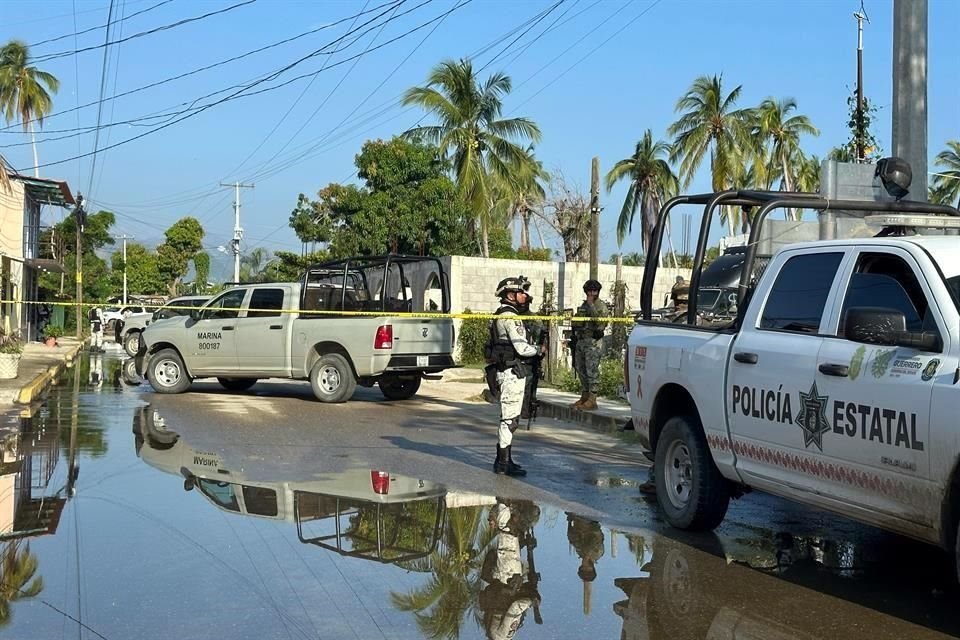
(0, 172), (75, 341)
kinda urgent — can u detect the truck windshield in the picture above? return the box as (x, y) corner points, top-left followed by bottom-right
(946, 276), (960, 311)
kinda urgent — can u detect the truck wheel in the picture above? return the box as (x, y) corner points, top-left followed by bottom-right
(146, 348), (192, 394)
(379, 375), (421, 401)
(655, 415), (729, 530)
(310, 354), (356, 403)
(123, 331), (141, 356)
(122, 358), (141, 386)
(217, 377), (258, 392)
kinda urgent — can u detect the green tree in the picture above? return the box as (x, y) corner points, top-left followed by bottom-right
(610, 252), (645, 267)
(270, 250), (329, 282)
(490, 145), (549, 252)
(110, 242), (164, 295)
(192, 251), (210, 292)
(402, 59), (541, 256)
(289, 192), (333, 250)
(0, 541), (43, 627)
(753, 98), (819, 199)
(931, 140), (960, 207)
(606, 129), (679, 251)
(156, 217), (205, 296)
(0, 40), (59, 175)
(239, 247), (271, 283)
(668, 75), (754, 234)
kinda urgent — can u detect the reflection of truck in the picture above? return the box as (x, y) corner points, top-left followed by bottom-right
(626, 163), (960, 578)
(135, 255), (455, 403)
(133, 406), (447, 563)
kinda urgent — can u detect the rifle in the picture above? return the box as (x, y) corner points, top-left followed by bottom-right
(525, 325), (548, 430)
(521, 529), (543, 624)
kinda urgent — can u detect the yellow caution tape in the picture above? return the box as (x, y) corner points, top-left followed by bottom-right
(0, 298), (639, 324)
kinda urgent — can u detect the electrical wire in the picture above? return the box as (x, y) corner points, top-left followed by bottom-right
(87, 0), (118, 197)
(18, 0), (464, 173)
(29, 0), (175, 48)
(94, 0), (129, 197)
(475, 0), (565, 73)
(31, 0), (258, 64)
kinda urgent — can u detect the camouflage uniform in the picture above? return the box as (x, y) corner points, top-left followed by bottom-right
(573, 298), (608, 395)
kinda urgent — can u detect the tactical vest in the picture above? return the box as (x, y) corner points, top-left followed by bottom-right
(484, 306), (521, 371)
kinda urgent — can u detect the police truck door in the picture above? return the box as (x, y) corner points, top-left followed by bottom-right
(725, 249), (848, 491)
(188, 288), (245, 373)
(814, 247), (938, 525)
(234, 287), (290, 376)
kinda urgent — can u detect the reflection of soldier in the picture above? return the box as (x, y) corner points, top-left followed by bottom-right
(566, 514), (605, 614)
(89, 354), (104, 390)
(480, 500), (542, 639)
(571, 280), (608, 411)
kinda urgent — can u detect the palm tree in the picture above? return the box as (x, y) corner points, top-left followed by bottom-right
(239, 247), (271, 283)
(668, 74), (755, 235)
(402, 59), (541, 257)
(753, 98), (819, 200)
(795, 153), (821, 194)
(491, 145), (549, 251)
(605, 130), (679, 252)
(0, 40), (59, 178)
(931, 140), (960, 207)
(0, 541), (44, 627)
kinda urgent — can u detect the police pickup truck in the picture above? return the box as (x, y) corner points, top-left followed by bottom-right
(626, 160), (960, 577)
(135, 255), (455, 402)
(116, 295), (210, 355)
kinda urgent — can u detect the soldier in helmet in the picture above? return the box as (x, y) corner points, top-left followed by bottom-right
(485, 276), (543, 476)
(571, 279), (608, 411)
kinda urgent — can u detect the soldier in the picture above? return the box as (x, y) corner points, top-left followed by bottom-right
(571, 279), (608, 411)
(486, 276), (542, 476)
(566, 514), (605, 615)
(88, 305), (105, 353)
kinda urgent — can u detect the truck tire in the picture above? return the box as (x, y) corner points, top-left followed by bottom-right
(654, 415), (729, 530)
(379, 375), (421, 401)
(310, 354), (356, 403)
(123, 330), (141, 356)
(122, 358), (141, 386)
(146, 348), (192, 394)
(217, 377), (258, 392)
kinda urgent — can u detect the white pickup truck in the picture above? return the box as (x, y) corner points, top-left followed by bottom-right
(135, 255), (455, 402)
(626, 170), (960, 576)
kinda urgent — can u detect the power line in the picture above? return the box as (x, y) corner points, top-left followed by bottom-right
(88, 0), (118, 197)
(475, 0), (565, 73)
(0, 1), (404, 135)
(29, 0), (175, 48)
(19, 0), (464, 173)
(31, 0), (258, 63)
(95, 0), (129, 196)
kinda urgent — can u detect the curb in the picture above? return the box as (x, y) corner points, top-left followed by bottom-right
(537, 399), (630, 434)
(15, 343), (84, 405)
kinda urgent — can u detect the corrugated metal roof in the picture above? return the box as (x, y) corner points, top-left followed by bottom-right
(5, 173), (75, 207)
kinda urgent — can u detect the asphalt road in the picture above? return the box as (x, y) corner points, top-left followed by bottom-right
(2, 348), (959, 639)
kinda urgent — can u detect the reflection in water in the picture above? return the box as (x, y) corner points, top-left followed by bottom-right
(566, 514), (604, 615)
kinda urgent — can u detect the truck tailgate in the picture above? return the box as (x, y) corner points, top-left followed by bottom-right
(389, 317), (453, 355)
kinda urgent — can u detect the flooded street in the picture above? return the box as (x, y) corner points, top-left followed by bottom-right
(2, 351), (959, 639)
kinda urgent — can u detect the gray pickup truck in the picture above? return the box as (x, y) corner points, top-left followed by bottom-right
(135, 255), (455, 402)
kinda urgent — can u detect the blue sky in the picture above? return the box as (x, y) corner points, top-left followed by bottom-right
(2, 0), (958, 273)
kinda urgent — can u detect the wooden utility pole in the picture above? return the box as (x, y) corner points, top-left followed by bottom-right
(589, 157), (600, 280)
(74, 194), (84, 339)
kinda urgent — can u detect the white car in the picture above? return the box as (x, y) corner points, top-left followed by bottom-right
(103, 304), (147, 328)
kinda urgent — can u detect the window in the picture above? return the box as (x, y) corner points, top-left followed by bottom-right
(201, 289), (246, 320)
(760, 252), (843, 334)
(242, 486), (278, 516)
(840, 253), (939, 337)
(247, 288), (285, 318)
(196, 480), (240, 512)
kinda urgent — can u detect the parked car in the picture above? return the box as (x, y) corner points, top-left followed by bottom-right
(116, 296), (210, 356)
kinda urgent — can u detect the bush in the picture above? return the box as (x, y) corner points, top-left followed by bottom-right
(44, 324), (65, 339)
(457, 308), (490, 364)
(557, 357), (624, 399)
(0, 336), (24, 354)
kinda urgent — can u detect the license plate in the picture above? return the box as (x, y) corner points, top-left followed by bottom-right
(417, 356), (429, 368)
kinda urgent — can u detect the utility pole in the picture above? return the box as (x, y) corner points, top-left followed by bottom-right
(854, 5), (869, 162)
(589, 157), (600, 280)
(220, 181), (254, 283)
(893, 0), (928, 199)
(114, 234), (134, 305)
(73, 194), (85, 339)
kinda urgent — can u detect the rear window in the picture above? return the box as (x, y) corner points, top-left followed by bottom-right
(247, 289), (285, 318)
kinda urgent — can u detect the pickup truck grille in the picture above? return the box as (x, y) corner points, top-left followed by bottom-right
(387, 354), (456, 371)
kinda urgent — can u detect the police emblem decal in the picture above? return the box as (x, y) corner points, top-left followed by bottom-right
(795, 381), (831, 451)
(421, 328), (429, 338)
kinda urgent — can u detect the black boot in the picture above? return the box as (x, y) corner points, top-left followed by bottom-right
(506, 445), (526, 476)
(493, 446), (509, 474)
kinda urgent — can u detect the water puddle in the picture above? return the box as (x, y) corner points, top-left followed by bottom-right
(0, 352), (957, 639)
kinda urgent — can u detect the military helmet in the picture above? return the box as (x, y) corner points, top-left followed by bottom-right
(495, 275), (531, 298)
(583, 279), (602, 292)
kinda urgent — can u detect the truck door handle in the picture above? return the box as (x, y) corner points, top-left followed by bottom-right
(818, 363), (849, 377)
(269, 325), (282, 330)
(221, 326), (234, 331)
(733, 352), (758, 364)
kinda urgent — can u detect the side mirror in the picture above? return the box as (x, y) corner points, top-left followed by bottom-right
(189, 309), (201, 321)
(843, 306), (940, 351)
